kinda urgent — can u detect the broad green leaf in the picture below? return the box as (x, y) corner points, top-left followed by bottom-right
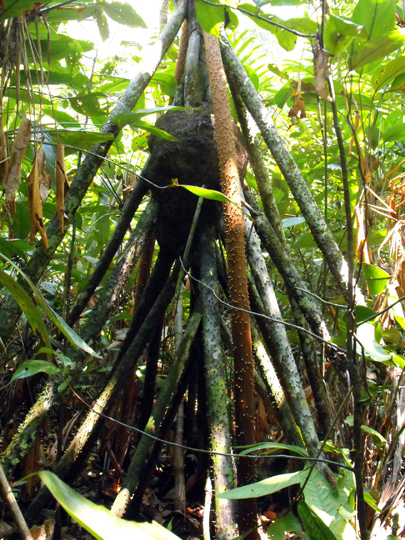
(238, 441), (309, 457)
(0, 0), (39, 21)
(0, 269), (50, 349)
(390, 72), (405, 91)
(274, 83), (293, 109)
(362, 263), (391, 295)
(178, 185), (231, 203)
(282, 217), (306, 228)
(324, 15), (366, 56)
(151, 67), (178, 97)
(0, 254), (100, 358)
(12, 69), (90, 91)
(391, 353), (405, 369)
(218, 470), (308, 499)
(351, 0), (395, 40)
(363, 492), (382, 512)
(69, 93), (107, 118)
(297, 500), (340, 540)
(267, 514), (305, 540)
(356, 323), (392, 362)
(103, 1), (147, 28)
(42, 108), (81, 130)
(344, 416), (387, 446)
(132, 120), (178, 141)
(195, 0), (239, 37)
(35, 471), (181, 540)
(383, 121), (405, 143)
(303, 468), (356, 540)
(360, 425), (386, 446)
(46, 6), (97, 23)
(26, 36), (93, 63)
(372, 56), (405, 90)
(238, 4), (297, 51)
(51, 131), (114, 156)
(11, 360), (59, 382)
(349, 30), (405, 71)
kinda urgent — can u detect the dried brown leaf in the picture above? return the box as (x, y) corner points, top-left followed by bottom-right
(28, 149), (48, 248)
(313, 41), (332, 102)
(3, 116), (31, 215)
(288, 77), (306, 119)
(37, 147), (52, 204)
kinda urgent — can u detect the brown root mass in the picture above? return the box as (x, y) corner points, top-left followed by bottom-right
(146, 104), (247, 253)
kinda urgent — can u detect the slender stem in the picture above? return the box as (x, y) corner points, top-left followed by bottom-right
(328, 74), (368, 540)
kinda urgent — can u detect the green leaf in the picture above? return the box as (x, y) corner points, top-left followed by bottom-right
(195, 0), (239, 37)
(95, 8), (110, 41)
(0, 269), (50, 349)
(302, 468), (357, 540)
(344, 417), (387, 446)
(132, 120), (178, 141)
(178, 185), (231, 203)
(362, 263), (391, 295)
(351, 0), (396, 40)
(111, 106), (189, 128)
(238, 441), (309, 458)
(363, 492), (382, 512)
(349, 30), (405, 71)
(0, 0), (39, 21)
(218, 470), (308, 499)
(0, 253), (100, 358)
(11, 360), (59, 382)
(238, 4), (297, 51)
(103, 2), (147, 28)
(282, 217), (306, 228)
(360, 425), (387, 446)
(372, 56), (405, 90)
(297, 500), (340, 540)
(356, 323), (392, 362)
(51, 131), (114, 156)
(267, 514), (305, 540)
(324, 15), (366, 56)
(383, 121), (405, 143)
(69, 93), (107, 118)
(35, 471), (181, 540)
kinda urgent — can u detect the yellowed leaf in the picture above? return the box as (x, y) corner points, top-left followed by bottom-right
(28, 149), (48, 248)
(3, 116), (31, 216)
(313, 41), (332, 102)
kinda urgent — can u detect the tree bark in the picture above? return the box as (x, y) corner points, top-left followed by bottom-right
(203, 30), (258, 540)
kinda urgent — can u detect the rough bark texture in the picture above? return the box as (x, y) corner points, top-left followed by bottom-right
(203, 30), (258, 540)
(200, 227), (237, 540)
(111, 303), (202, 518)
(219, 29), (348, 296)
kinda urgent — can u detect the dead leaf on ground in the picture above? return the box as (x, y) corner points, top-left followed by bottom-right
(313, 41), (332, 102)
(3, 116), (31, 216)
(28, 148), (48, 248)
